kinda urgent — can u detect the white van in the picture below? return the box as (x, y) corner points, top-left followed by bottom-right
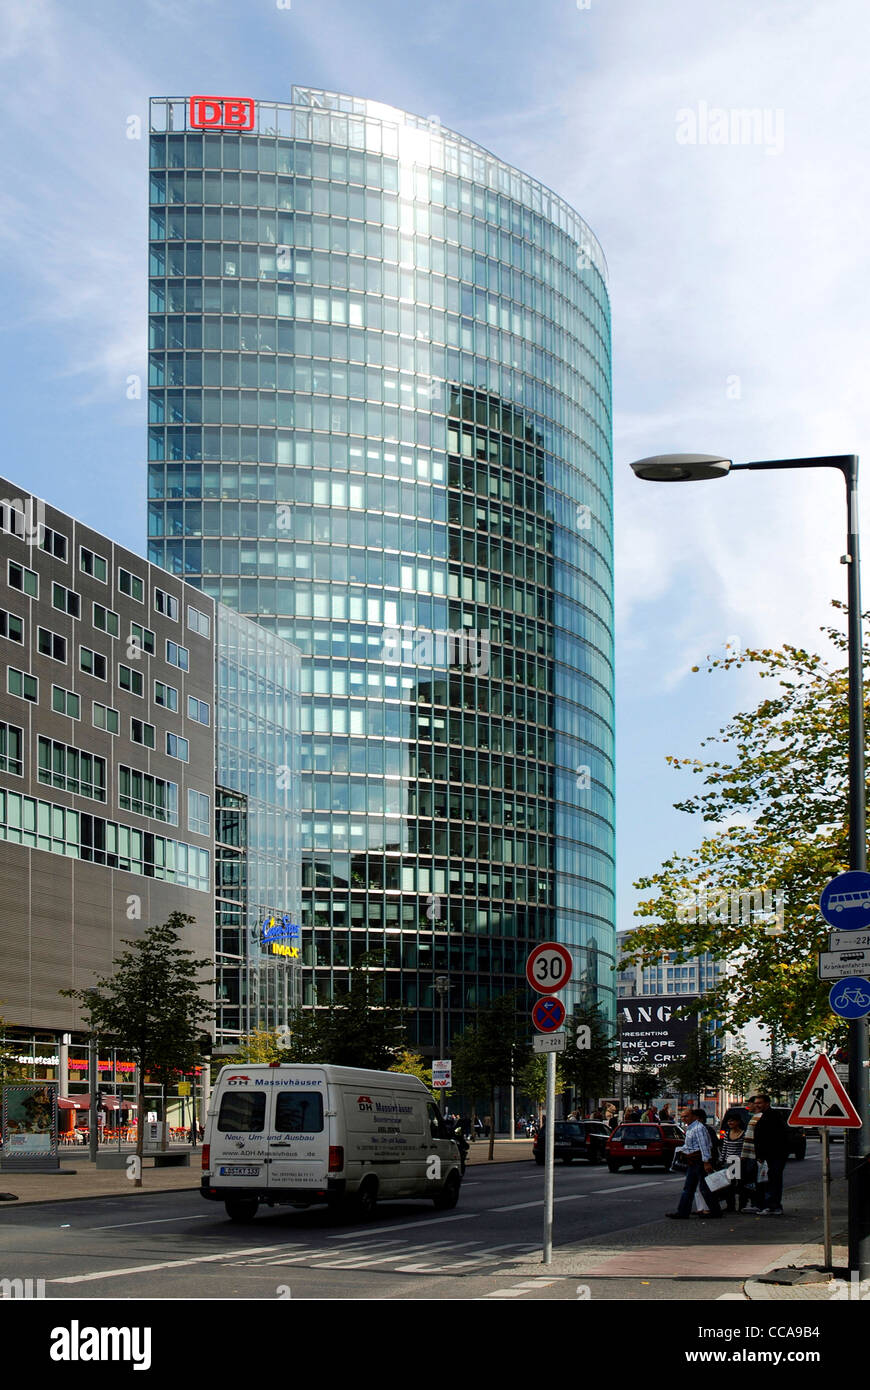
(201, 1062), (463, 1222)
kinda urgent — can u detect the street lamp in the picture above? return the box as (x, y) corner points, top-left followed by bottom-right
(630, 451), (868, 1278)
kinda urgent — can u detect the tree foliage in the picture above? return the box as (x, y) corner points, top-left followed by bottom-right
(452, 993), (531, 1158)
(516, 1054), (565, 1116)
(60, 912), (213, 1182)
(721, 1040), (765, 1100)
(561, 1005), (617, 1107)
(629, 1059), (660, 1105)
(661, 1029), (725, 1100)
(276, 957), (407, 1070)
(389, 1050), (432, 1087)
(625, 608), (863, 1046)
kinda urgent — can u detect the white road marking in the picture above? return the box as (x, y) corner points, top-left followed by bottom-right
(89, 1214), (215, 1231)
(51, 1243), (295, 1285)
(490, 1194), (586, 1212)
(327, 1212), (477, 1239)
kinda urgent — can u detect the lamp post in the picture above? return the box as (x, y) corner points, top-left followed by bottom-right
(629, 451), (868, 1278)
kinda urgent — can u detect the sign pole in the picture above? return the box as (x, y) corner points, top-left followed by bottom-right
(543, 1049), (556, 1265)
(822, 1128), (832, 1272)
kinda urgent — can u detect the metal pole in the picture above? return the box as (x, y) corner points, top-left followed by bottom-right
(88, 1035), (98, 1164)
(844, 457), (870, 1280)
(822, 1129), (833, 1272)
(543, 1049), (556, 1265)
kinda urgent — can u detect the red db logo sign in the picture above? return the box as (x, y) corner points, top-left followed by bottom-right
(189, 96), (255, 131)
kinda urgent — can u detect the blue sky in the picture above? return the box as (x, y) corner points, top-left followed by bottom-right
(2, 0), (868, 931)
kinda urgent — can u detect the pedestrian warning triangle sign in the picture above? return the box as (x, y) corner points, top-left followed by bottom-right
(788, 1053), (862, 1128)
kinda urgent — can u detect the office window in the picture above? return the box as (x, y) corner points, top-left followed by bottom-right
(154, 680), (178, 712)
(51, 686), (80, 719)
(187, 696), (210, 725)
(0, 721), (23, 776)
(166, 640), (189, 671)
(186, 605), (211, 639)
(188, 787), (210, 836)
(0, 608), (23, 644)
(118, 765), (178, 825)
(39, 525), (68, 561)
(118, 567), (144, 602)
(131, 718), (156, 749)
(93, 702), (119, 734)
(118, 664), (143, 697)
(0, 503), (26, 537)
(130, 622), (156, 655)
(166, 732), (189, 762)
(79, 647), (107, 680)
(7, 668), (37, 702)
(154, 588), (179, 621)
(38, 737), (106, 802)
(93, 603), (120, 637)
(37, 627), (67, 663)
(8, 560), (38, 598)
(79, 546), (107, 582)
(52, 583), (80, 618)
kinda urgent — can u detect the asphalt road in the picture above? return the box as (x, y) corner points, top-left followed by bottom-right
(0, 1149), (823, 1302)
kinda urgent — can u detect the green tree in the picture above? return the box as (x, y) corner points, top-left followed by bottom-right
(389, 1050), (432, 1087)
(452, 993), (531, 1159)
(560, 1006), (617, 1111)
(722, 1040), (764, 1101)
(662, 1028), (725, 1103)
(629, 1059), (660, 1106)
(516, 1053), (565, 1121)
(757, 1048), (816, 1102)
(230, 1029), (284, 1065)
(273, 957), (407, 1070)
(61, 912), (213, 1185)
(625, 610), (863, 1046)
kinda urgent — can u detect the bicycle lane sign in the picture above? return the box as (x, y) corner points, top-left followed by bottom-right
(829, 975), (870, 1019)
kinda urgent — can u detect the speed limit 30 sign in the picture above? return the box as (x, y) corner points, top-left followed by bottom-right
(526, 941), (573, 994)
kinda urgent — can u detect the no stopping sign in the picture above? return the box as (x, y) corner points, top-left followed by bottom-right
(526, 941), (573, 994)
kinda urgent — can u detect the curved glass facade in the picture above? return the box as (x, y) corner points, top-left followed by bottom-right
(147, 89), (614, 1047)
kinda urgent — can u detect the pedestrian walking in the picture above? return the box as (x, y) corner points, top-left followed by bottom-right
(666, 1107), (722, 1219)
(751, 1093), (790, 1214)
(720, 1112), (750, 1213)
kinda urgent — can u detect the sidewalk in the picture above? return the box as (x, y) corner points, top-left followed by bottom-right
(506, 1172), (853, 1299)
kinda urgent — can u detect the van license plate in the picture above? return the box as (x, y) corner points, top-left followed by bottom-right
(219, 1166), (260, 1176)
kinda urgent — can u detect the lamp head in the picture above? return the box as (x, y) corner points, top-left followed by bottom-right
(629, 453), (732, 482)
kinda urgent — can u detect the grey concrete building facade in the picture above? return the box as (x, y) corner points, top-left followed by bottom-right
(0, 479), (215, 1037)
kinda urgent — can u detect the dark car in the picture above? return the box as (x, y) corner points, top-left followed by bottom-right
(533, 1120), (611, 1166)
(605, 1122), (686, 1172)
(720, 1106), (809, 1160)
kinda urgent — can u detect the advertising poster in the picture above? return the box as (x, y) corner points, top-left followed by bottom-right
(1, 1082), (58, 1155)
(618, 996), (699, 1066)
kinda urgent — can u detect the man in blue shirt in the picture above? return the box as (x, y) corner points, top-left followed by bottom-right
(667, 1107), (722, 1218)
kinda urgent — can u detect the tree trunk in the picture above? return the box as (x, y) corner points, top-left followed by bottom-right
(488, 1086), (496, 1161)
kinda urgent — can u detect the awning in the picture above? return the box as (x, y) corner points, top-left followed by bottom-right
(57, 1098), (76, 1110)
(102, 1097), (120, 1111)
(71, 1095), (92, 1109)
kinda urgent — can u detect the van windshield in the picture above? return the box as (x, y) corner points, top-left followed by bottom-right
(274, 1092), (324, 1132)
(217, 1091), (266, 1132)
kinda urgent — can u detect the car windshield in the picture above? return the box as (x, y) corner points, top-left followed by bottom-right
(555, 1124), (582, 1136)
(617, 1125), (659, 1140)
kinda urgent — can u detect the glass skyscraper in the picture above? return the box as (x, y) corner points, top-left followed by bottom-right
(147, 88), (614, 1050)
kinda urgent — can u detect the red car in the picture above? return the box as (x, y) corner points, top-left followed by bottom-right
(605, 1122), (686, 1172)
